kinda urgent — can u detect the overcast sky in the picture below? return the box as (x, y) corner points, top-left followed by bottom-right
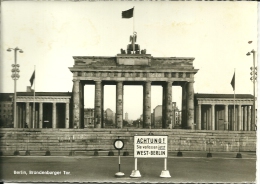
(1, 1), (258, 120)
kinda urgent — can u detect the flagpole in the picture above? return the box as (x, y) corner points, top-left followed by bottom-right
(133, 6), (135, 33)
(133, 6), (135, 54)
(233, 68), (236, 131)
(33, 65), (36, 128)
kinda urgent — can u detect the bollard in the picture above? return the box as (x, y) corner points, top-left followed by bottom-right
(45, 137), (51, 156)
(236, 153), (242, 158)
(94, 150), (99, 156)
(25, 150), (30, 156)
(177, 137), (182, 156)
(123, 151), (129, 156)
(25, 133), (30, 156)
(69, 151), (75, 156)
(108, 150), (114, 156)
(207, 153), (212, 157)
(177, 151), (183, 157)
(45, 150), (51, 156)
(207, 148), (212, 157)
(14, 150), (20, 156)
(236, 138), (242, 158)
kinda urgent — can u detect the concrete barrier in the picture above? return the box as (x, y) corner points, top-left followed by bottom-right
(0, 128), (256, 156)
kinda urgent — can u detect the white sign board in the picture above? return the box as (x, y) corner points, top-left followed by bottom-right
(133, 135), (168, 158)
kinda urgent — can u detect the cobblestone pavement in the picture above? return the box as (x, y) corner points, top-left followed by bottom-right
(0, 151), (256, 183)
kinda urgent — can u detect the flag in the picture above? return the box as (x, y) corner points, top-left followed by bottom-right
(231, 72), (235, 91)
(30, 71), (35, 87)
(122, 7), (134, 18)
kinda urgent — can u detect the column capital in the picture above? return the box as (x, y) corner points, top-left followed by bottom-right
(72, 79), (80, 82)
(94, 80), (102, 83)
(144, 80), (151, 84)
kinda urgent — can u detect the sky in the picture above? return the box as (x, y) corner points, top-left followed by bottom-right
(0, 1), (258, 120)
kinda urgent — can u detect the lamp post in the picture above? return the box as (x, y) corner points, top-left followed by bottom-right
(247, 49), (257, 130)
(7, 47), (23, 128)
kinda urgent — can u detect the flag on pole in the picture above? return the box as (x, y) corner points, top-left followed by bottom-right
(231, 72), (235, 91)
(30, 71), (35, 87)
(122, 7), (134, 18)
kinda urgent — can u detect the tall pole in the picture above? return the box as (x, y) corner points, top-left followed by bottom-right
(233, 69), (236, 131)
(14, 49), (17, 128)
(247, 49), (257, 130)
(33, 65), (36, 128)
(252, 50), (256, 130)
(8, 47), (23, 128)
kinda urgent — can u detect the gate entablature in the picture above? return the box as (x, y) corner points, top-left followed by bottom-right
(69, 55), (198, 82)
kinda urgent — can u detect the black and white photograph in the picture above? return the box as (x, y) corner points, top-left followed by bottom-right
(0, 1), (258, 183)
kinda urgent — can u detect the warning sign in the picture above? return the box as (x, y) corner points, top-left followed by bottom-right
(133, 135), (168, 158)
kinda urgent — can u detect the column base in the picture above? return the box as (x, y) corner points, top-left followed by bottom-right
(130, 170), (141, 178)
(115, 172), (125, 177)
(160, 170), (171, 178)
(95, 124), (101, 128)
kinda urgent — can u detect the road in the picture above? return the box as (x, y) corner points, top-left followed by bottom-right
(0, 152), (256, 183)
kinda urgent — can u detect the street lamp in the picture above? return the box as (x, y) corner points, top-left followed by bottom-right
(7, 47), (23, 128)
(247, 49), (257, 130)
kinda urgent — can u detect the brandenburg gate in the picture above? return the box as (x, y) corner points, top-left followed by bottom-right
(69, 36), (198, 129)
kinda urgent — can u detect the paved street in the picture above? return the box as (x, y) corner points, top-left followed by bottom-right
(0, 152), (256, 183)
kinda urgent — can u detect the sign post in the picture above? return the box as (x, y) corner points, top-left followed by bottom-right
(114, 138), (125, 177)
(130, 135), (171, 178)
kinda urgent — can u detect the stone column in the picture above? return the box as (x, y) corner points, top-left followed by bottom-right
(39, 102), (43, 128)
(143, 81), (151, 128)
(244, 106), (247, 131)
(224, 105), (228, 130)
(80, 81), (84, 129)
(101, 84), (104, 128)
(65, 102), (70, 128)
(187, 82), (194, 129)
(238, 105), (242, 131)
(251, 106), (255, 131)
(17, 104), (20, 128)
(248, 106), (254, 131)
(26, 102), (30, 128)
(206, 109), (209, 130)
(165, 81), (172, 129)
(208, 107), (212, 130)
(211, 104), (215, 130)
(181, 83), (187, 128)
(241, 106), (244, 131)
(162, 83), (166, 128)
(247, 106), (251, 131)
(116, 81), (123, 128)
(228, 107), (232, 130)
(52, 102), (56, 128)
(203, 109), (207, 130)
(197, 104), (201, 130)
(216, 110), (219, 130)
(72, 79), (80, 128)
(94, 81), (102, 128)
(233, 107), (236, 131)
(35, 109), (38, 129)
